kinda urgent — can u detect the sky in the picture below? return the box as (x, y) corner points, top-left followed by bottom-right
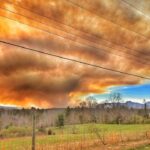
(0, 0), (149, 108)
(91, 83), (150, 103)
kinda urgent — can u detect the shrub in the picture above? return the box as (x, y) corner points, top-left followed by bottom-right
(47, 129), (55, 135)
(56, 114), (64, 128)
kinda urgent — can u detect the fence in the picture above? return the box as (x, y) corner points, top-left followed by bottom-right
(1, 110), (150, 150)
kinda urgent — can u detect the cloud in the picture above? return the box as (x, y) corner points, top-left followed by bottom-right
(0, 0), (149, 107)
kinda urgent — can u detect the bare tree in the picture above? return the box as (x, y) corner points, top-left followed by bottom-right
(86, 96), (98, 123)
(108, 93), (123, 108)
(108, 93), (123, 124)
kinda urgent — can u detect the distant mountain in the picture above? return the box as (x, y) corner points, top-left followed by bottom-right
(125, 101), (142, 109)
(0, 101), (150, 110)
(146, 102), (150, 107)
(125, 101), (150, 109)
(103, 101), (150, 109)
(0, 105), (20, 110)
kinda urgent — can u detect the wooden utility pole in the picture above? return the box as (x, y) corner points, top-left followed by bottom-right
(32, 108), (36, 150)
(143, 99), (148, 118)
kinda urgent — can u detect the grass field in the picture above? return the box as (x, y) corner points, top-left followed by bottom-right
(0, 124), (150, 150)
(131, 144), (150, 150)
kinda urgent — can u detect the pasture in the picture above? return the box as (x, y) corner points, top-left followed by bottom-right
(0, 124), (150, 150)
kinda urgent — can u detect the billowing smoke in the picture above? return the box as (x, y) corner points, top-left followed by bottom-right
(0, 0), (149, 107)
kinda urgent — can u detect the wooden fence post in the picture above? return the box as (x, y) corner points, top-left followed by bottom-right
(32, 108), (36, 150)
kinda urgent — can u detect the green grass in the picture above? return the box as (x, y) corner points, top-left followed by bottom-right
(0, 124), (150, 150)
(130, 144), (150, 150)
(50, 124), (150, 135)
(0, 126), (32, 138)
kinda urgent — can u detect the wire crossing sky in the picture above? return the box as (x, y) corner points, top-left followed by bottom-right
(1, 1), (150, 62)
(1, 40), (149, 80)
(0, 9), (149, 67)
(0, 0), (149, 108)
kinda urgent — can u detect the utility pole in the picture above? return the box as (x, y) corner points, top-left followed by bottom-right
(32, 107), (36, 150)
(143, 99), (147, 118)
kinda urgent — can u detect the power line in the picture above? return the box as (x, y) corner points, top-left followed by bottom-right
(0, 8), (150, 66)
(67, 0), (150, 39)
(122, 0), (150, 19)
(2, 1), (150, 61)
(3, 2), (148, 61)
(0, 40), (150, 80)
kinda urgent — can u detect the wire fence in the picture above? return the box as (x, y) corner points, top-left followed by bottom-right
(1, 121), (150, 150)
(1, 108), (150, 150)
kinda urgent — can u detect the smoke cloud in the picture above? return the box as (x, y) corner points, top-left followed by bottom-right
(0, 0), (149, 107)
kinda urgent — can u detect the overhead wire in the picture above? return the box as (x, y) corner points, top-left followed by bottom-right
(67, 0), (150, 39)
(0, 7), (150, 66)
(121, 0), (150, 19)
(1, 1), (150, 61)
(0, 40), (150, 80)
